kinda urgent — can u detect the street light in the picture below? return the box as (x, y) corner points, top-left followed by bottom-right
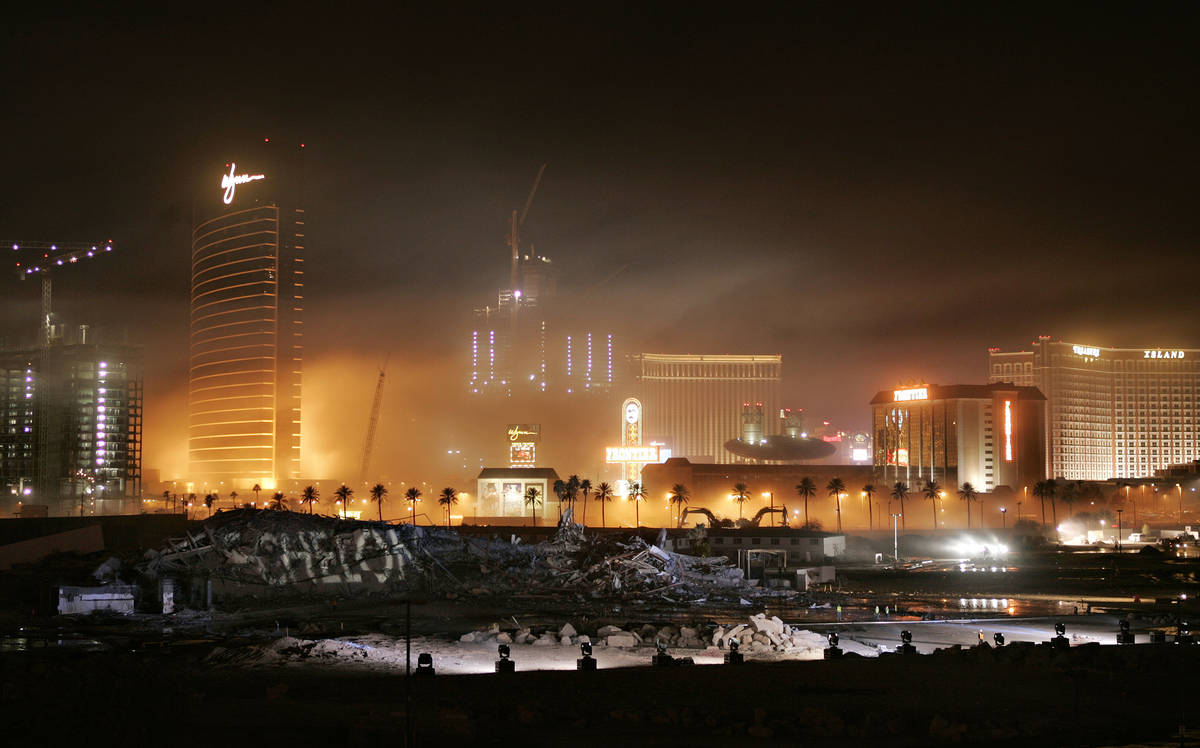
(1000, 507), (1007, 530)
(890, 513), (902, 564)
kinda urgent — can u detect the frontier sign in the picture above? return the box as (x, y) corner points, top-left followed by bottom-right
(893, 387), (928, 402)
(605, 445), (660, 463)
(221, 163), (266, 204)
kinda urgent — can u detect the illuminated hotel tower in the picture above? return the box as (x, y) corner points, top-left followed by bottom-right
(188, 142), (305, 491)
(989, 337), (1200, 480)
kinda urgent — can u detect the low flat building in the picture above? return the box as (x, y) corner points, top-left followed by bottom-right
(474, 467), (561, 524)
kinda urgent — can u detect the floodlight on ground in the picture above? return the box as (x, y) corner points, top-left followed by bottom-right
(823, 630), (842, 660)
(415, 652), (435, 677)
(1054, 622), (1066, 637)
(993, 632), (1005, 647)
(577, 641), (597, 671)
(724, 637), (743, 664)
(652, 639), (675, 667)
(1117, 619), (1134, 645)
(900, 630), (912, 644)
(495, 643), (515, 673)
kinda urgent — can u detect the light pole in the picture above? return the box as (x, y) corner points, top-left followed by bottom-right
(1000, 507), (1007, 530)
(1115, 508), (1123, 551)
(890, 513), (901, 565)
(1178, 484), (1183, 525)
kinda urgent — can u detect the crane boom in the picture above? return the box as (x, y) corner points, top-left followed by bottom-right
(359, 354), (389, 483)
(508, 164), (547, 295)
(5, 240), (115, 346)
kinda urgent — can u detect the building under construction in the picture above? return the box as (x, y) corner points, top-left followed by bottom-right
(0, 325), (143, 516)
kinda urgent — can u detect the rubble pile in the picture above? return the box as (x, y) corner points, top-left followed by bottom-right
(137, 509), (779, 606)
(468, 521), (759, 603)
(456, 613), (845, 655)
(140, 509), (432, 591)
(709, 613), (832, 653)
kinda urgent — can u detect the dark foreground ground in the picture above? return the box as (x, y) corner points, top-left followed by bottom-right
(5, 639), (1198, 747)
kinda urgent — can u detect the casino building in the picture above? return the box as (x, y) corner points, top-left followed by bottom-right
(989, 338), (1200, 480)
(634, 353), (782, 464)
(188, 142), (305, 491)
(870, 383), (1047, 492)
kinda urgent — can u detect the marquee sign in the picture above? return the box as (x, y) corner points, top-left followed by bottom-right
(221, 162), (265, 204)
(506, 424), (541, 442)
(605, 445), (660, 463)
(1145, 350), (1186, 359)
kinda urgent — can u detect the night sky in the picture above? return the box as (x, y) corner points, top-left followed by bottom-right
(1, 6), (1196, 481)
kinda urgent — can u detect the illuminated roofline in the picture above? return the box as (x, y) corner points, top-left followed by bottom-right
(638, 353), (782, 363)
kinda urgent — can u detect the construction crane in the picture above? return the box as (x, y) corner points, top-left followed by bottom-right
(358, 354), (389, 483)
(507, 163), (546, 299)
(5, 240), (115, 346)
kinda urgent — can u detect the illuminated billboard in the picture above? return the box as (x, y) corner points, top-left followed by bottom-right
(605, 445), (660, 463)
(893, 387), (928, 402)
(506, 424), (541, 442)
(509, 442), (536, 466)
(1072, 345), (1100, 358)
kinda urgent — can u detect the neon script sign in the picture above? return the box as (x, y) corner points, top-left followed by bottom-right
(221, 163), (265, 204)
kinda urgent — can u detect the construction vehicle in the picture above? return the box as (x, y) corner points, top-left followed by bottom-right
(679, 505), (786, 528)
(6, 240), (115, 346)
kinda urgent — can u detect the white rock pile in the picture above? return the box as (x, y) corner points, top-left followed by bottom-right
(456, 612), (836, 654)
(711, 613), (831, 654)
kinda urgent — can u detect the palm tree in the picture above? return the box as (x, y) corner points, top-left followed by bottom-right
(731, 482), (751, 520)
(862, 483), (876, 530)
(229, 490), (238, 508)
(334, 484), (352, 519)
(923, 480), (942, 529)
(161, 490), (170, 510)
(958, 482), (978, 528)
(299, 485), (317, 514)
(1059, 481), (1078, 521)
(404, 487), (421, 525)
(891, 482), (910, 529)
(552, 479), (567, 520)
(579, 478), (592, 526)
(203, 493), (215, 516)
(268, 491), (288, 511)
(594, 482), (614, 528)
(566, 475), (581, 517)
(252, 483), (262, 506)
(370, 483), (388, 522)
(669, 483), (690, 526)
(523, 486), (542, 526)
(795, 477), (817, 528)
(438, 487), (458, 527)
(1032, 479), (1057, 528)
(826, 477), (846, 533)
(628, 481), (646, 526)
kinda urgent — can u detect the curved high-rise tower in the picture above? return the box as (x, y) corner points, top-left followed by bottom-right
(188, 142), (305, 491)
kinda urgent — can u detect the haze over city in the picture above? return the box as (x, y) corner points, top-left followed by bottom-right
(2, 6), (1196, 486)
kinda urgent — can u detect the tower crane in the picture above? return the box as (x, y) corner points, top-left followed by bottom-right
(359, 353), (389, 483)
(507, 164), (546, 305)
(5, 240), (115, 346)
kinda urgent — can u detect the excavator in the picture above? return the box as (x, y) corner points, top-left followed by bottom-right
(679, 506), (785, 528)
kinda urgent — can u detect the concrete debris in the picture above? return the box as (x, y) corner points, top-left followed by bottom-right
(137, 508), (787, 607)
